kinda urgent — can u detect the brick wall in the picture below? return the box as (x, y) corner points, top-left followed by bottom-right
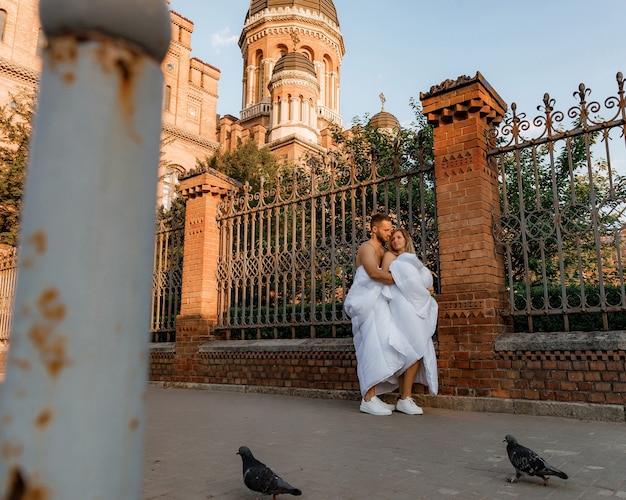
(148, 338), (626, 418)
(495, 350), (626, 405)
(150, 339), (361, 395)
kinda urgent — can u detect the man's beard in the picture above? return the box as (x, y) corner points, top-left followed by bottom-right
(374, 233), (387, 244)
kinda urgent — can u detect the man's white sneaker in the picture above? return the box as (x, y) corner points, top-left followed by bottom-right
(360, 396), (392, 416)
(396, 397), (423, 415)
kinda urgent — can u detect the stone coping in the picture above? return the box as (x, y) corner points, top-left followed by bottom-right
(495, 330), (626, 352)
(149, 331), (626, 354)
(198, 338), (354, 353)
(150, 342), (175, 352)
(148, 339), (355, 353)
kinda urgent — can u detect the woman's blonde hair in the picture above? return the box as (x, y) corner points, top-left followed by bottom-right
(391, 227), (415, 255)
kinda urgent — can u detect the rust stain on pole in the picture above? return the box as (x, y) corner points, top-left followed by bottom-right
(36, 289), (65, 321)
(2, 442), (23, 460)
(45, 34), (145, 143)
(26, 288), (71, 378)
(6, 468), (48, 500)
(93, 38), (145, 143)
(28, 231), (46, 255)
(46, 35), (78, 67)
(21, 230), (47, 270)
(128, 418), (139, 431)
(34, 409), (52, 429)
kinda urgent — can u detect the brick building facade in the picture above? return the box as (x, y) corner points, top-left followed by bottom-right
(0, 0), (349, 207)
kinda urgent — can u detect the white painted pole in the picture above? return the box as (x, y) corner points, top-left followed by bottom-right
(0, 1), (170, 498)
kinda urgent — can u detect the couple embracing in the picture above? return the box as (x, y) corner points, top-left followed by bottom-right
(344, 213), (439, 416)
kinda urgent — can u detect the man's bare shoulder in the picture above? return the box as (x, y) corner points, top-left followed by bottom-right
(358, 240), (375, 253)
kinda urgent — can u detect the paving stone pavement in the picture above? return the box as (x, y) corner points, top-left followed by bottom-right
(142, 386), (626, 500)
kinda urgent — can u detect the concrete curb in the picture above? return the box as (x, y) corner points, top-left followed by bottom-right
(148, 381), (625, 422)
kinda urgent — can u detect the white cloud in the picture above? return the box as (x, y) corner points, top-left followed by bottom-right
(211, 28), (238, 53)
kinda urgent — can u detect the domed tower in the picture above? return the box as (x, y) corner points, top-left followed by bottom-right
(368, 93), (401, 131)
(266, 35), (320, 154)
(237, 0), (345, 161)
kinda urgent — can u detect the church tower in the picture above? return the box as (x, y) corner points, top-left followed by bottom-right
(219, 0), (345, 163)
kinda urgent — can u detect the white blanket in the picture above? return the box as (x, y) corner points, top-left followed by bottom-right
(344, 266), (404, 396)
(344, 254), (439, 397)
(388, 253), (439, 394)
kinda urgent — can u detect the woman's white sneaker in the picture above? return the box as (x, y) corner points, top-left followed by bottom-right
(396, 397), (423, 415)
(377, 397), (396, 412)
(360, 396), (392, 415)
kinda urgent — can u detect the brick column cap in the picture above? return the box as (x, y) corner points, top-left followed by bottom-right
(420, 71), (507, 128)
(179, 169), (240, 198)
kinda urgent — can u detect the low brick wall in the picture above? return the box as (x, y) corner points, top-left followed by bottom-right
(148, 332), (626, 422)
(151, 339), (360, 391)
(494, 331), (626, 405)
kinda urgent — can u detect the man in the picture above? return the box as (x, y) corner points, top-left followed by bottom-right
(344, 213), (402, 415)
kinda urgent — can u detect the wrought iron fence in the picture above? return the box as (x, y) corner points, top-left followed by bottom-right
(490, 72), (626, 332)
(0, 219), (183, 345)
(0, 246), (17, 342)
(215, 146), (438, 340)
(151, 215), (184, 342)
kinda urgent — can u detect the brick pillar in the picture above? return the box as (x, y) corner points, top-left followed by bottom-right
(420, 72), (512, 398)
(176, 170), (239, 361)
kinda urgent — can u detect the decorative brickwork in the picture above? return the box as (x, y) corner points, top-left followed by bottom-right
(494, 350), (626, 404)
(420, 72), (514, 399)
(176, 172), (239, 348)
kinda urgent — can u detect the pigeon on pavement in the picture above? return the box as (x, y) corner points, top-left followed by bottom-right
(504, 434), (569, 486)
(237, 446), (302, 499)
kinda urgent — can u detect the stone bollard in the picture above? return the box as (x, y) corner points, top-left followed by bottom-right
(0, 0), (170, 498)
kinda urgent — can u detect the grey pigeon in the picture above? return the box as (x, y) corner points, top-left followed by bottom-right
(504, 434), (569, 486)
(237, 446), (302, 499)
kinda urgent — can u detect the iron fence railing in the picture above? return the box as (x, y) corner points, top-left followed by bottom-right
(490, 72), (626, 332)
(0, 246), (17, 342)
(151, 215), (184, 342)
(216, 148), (438, 340)
(0, 215), (184, 345)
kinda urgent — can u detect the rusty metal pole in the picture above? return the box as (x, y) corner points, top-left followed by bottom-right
(0, 1), (170, 498)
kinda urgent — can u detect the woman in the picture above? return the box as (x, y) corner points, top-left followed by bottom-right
(381, 228), (439, 415)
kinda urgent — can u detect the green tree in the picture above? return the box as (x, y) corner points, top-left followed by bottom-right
(320, 99), (436, 253)
(498, 122), (626, 286)
(0, 88), (36, 246)
(199, 139), (282, 192)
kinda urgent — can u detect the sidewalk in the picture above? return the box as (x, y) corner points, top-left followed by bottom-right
(142, 386), (626, 499)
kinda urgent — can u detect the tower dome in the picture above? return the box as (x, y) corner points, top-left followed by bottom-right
(368, 110), (401, 130)
(368, 93), (400, 130)
(246, 0), (339, 26)
(272, 51), (316, 76)
(267, 48), (320, 146)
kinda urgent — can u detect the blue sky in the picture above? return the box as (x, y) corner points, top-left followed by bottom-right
(167, 0), (626, 131)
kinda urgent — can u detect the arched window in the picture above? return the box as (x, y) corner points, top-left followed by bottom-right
(300, 95), (306, 123)
(276, 44), (288, 59)
(254, 50), (264, 103)
(161, 167), (181, 210)
(301, 46), (314, 61)
(323, 55), (334, 109)
(163, 85), (171, 111)
(0, 10), (6, 42)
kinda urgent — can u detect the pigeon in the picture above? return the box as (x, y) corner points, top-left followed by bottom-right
(237, 446), (302, 499)
(504, 434), (569, 486)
